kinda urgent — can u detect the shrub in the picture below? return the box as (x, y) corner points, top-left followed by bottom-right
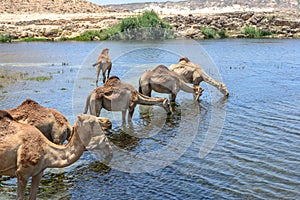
(243, 26), (257, 38)
(73, 10), (172, 41)
(0, 32), (12, 43)
(242, 26), (272, 38)
(201, 27), (227, 39)
(201, 27), (217, 39)
(120, 10), (171, 32)
(73, 30), (102, 41)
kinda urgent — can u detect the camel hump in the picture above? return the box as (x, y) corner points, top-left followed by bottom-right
(0, 110), (14, 120)
(21, 98), (39, 106)
(154, 64), (168, 71)
(108, 75), (120, 81)
(179, 57), (190, 63)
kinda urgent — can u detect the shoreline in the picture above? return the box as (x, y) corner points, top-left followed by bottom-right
(1, 10), (300, 42)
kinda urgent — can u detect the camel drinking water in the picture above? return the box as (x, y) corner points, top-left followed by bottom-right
(84, 76), (172, 123)
(169, 57), (229, 96)
(139, 65), (204, 102)
(0, 111), (112, 200)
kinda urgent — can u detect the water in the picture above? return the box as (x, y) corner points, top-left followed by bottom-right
(0, 39), (299, 199)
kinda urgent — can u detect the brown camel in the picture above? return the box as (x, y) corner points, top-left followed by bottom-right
(84, 76), (172, 123)
(169, 57), (229, 96)
(92, 48), (112, 86)
(6, 99), (72, 145)
(0, 111), (112, 200)
(139, 65), (204, 102)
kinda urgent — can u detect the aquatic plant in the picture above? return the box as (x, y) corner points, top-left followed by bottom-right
(25, 76), (52, 82)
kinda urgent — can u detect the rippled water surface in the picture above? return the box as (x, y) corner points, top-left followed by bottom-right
(0, 39), (299, 199)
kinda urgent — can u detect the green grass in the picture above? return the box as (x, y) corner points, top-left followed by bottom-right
(0, 32), (12, 43)
(72, 10), (172, 41)
(0, 84), (3, 89)
(20, 37), (48, 42)
(201, 27), (227, 39)
(242, 26), (272, 38)
(25, 76), (52, 82)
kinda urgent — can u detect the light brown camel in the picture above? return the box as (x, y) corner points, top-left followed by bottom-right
(139, 65), (204, 102)
(84, 76), (172, 123)
(169, 57), (229, 96)
(0, 110), (112, 200)
(6, 99), (72, 145)
(92, 48), (112, 86)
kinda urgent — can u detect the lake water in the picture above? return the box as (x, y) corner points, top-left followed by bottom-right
(0, 39), (299, 199)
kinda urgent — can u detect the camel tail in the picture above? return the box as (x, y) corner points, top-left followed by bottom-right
(83, 93), (91, 114)
(138, 79), (143, 94)
(92, 61), (101, 67)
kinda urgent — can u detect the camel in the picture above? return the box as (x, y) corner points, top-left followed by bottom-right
(6, 99), (72, 145)
(139, 65), (204, 102)
(0, 110), (112, 200)
(169, 57), (229, 96)
(92, 48), (112, 86)
(84, 76), (172, 123)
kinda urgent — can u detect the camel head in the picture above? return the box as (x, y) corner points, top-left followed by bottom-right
(75, 114), (113, 161)
(193, 86), (204, 101)
(97, 117), (112, 130)
(75, 114), (105, 146)
(219, 83), (229, 96)
(101, 48), (109, 55)
(161, 98), (172, 115)
(179, 57), (190, 63)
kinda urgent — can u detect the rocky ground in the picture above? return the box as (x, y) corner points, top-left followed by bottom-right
(164, 11), (300, 39)
(0, 0), (299, 41)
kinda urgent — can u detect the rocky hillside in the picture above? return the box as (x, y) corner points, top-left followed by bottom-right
(108, 0), (300, 13)
(0, 0), (113, 14)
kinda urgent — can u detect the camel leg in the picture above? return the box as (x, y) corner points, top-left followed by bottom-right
(16, 172), (28, 200)
(121, 110), (127, 123)
(29, 171), (43, 200)
(102, 70), (106, 83)
(170, 93), (177, 103)
(107, 65), (111, 80)
(95, 64), (101, 86)
(128, 106), (135, 122)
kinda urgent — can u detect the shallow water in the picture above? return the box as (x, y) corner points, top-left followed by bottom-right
(0, 39), (299, 199)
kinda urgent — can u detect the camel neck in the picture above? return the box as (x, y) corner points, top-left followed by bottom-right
(46, 128), (85, 168)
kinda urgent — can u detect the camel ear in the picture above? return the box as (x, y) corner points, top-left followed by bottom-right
(163, 98), (168, 104)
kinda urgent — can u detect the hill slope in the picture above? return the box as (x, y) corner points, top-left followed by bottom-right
(0, 0), (113, 14)
(108, 0), (300, 13)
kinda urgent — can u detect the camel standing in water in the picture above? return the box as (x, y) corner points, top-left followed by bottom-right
(169, 57), (229, 96)
(0, 111), (112, 200)
(84, 76), (172, 123)
(6, 99), (72, 144)
(93, 48), (112, 86)
(139, 65), (204, 102)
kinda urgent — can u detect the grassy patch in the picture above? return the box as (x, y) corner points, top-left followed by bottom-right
(0, 32), (12, 43)
(242, 26), (272, 38)
(0, 84), (3, 89)
(20, 37), (48, 42)
(25, 76), (52, 82)
(201, 27), (227, 39)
